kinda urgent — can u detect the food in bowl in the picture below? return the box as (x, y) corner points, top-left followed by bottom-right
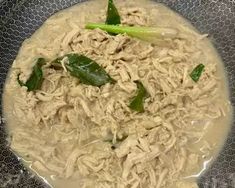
(3, 0), (232, 187)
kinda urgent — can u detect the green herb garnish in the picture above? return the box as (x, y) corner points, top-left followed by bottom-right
(106, 0), (121, 25)
(52, 54), (116, 87)
(18, 58), (46, 91)
(129, 81), (148, 113)
(190, 64), (205, 82)
(85, 23), (178, 42)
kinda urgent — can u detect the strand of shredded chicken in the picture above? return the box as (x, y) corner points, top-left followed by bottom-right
(5, 2), (227, 188)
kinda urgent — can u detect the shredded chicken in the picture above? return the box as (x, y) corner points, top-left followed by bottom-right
(4, 1), (231, 188)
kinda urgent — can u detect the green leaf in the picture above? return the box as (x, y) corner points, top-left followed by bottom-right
(190, 64), (205, 82)
(129, 81), (148, 113)
(18, 58), (46, 91)
(53, 54), (116, 87)
(106, 0), (121, 25)
(51, 57), (63, 69)
(85, 23), (178, 42)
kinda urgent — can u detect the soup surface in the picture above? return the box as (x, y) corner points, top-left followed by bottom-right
(3, 0), (232, 188)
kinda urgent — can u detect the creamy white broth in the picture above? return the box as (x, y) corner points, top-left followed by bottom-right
(3, 0), (233, 188)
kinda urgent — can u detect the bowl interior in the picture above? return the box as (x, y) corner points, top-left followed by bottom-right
(0, 0), (234, 187)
